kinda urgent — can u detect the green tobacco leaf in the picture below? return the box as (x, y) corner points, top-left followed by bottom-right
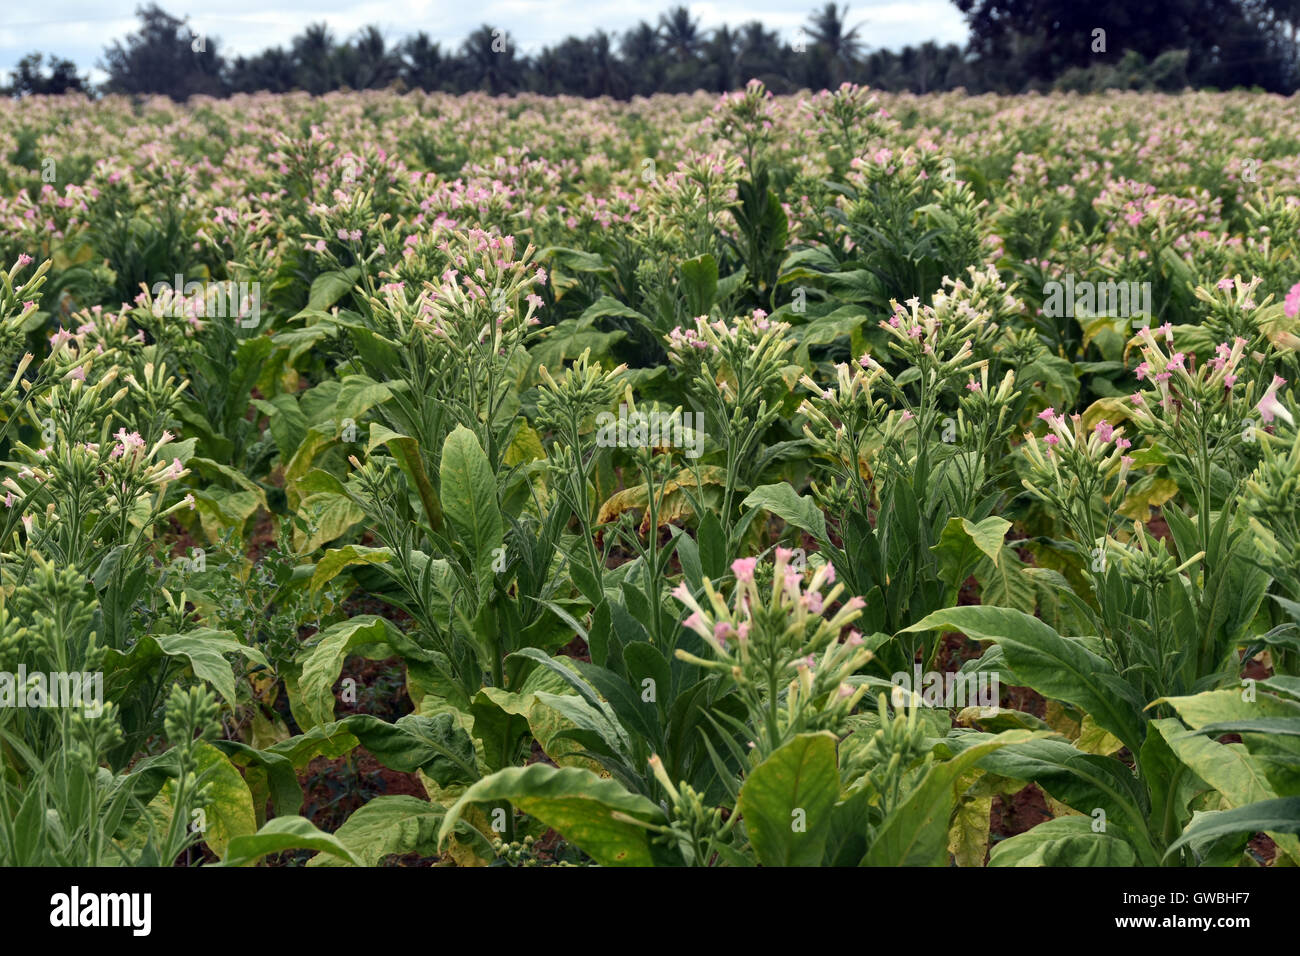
(437, 764), (674, 866)
(295, 490), (365, 552)
(303, 266), (361, 313)
(440, 425), (504, 601)
(741, 483), (827, 543)
(304, 379), (347, 423)
(183, 743), (256, 859)
(679, 253), (718, 316)
(540, 246), (613, 275)
(151, 630), (268, 708)
(865, 730), (1034, 866)
(974, 547), (1037, 615)
(948, 790), (994, 868)
(989, 816), (1137, 866)
(1259, 676), (1300, 701)
(738, 732), (839, 866)
(470, 688), (532, 772)
(381, 713), (479, 786)
(284, 426), (338, 502)
(903, 606), (1145, 753)
(576, 295), (651, 325)
(335, 374), (393, 423)
(185, 457), (269, 508)
(1201, 538), (1271, 657)
(1076, 715), (1125, 755)
(529, 321), (626, 370)
(1153, 719), (1300, 864)
(216, 816), (361, 867)
(266, 722), (366, 768)
(1185, 718), (1300, 739)
(309, 795), (447, 867)
(970, 737), (1154, 863)
(212, 741), (303, 821)
(697, 509), (727, 579)
(368, 423), (443, 531)
(1165, 798), (1300, 859)
(932, 516), (1011, 589)
(1139, 717), (1202, 851)
(1156, 689), (1300, 727)
(474, 685), (603, 774)
(291, 616), (399, 730)
(264, 712), (476, 786)
(271, 324), (336, 365)
(504, 421), (545, 465)
(790, 307), (869, 365)
(311, 544), (393, 593)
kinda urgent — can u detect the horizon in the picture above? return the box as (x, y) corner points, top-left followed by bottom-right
(0, 1), (970, 88)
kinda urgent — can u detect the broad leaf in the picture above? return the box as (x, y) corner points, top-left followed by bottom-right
(437, 764), (674, 866)
(903, 606), (1145, 753)
(737, 732), (839, 866)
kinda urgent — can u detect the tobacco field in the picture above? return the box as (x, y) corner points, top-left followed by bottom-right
(1, 85), (1299, 867)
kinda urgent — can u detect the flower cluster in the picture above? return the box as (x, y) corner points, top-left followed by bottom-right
(363, 228), (545, 362)
(1020, 405), (1134, 559)
(712, 79), (777, 169)
(1243, 416), (1300, 599)
(875, 294), (988, 385)
(1125, 323), (1284, 486)
(803, 83), (895, 168)
(672, 550), (873, 758)
(798, 361), (894, 511)
(666, 310), (793, 416)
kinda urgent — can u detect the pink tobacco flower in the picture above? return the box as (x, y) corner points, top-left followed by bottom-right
(1286, 282), (1300, 319)
(731, 557), (759, 583)
(1256, 376), (1294, 426)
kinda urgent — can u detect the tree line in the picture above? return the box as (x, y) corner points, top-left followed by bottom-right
(5, 1), (1300, 100)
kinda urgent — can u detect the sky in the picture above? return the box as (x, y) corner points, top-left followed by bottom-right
(0, 0), (971, 86)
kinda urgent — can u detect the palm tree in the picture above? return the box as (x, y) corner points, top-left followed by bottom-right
(342, 26), (399, 90)
(658, 6), (701, 63)
(703, 25), (740, 92)
(459, 25), (524, 95)
(530, 45), (569, 94)
(913, 40), (942, 93)
(292, 23), (340, 94)
(737, 21), (789, 89)
(534, 37), (591, 95)
(230, 47), (295, 94)
(620, 22), (664, 96)
(658, 6), (703, 91)
(401, 32), (443, 91)
(588, 31), (626, 98)
(805, 3), (866, 85)
(6, 52), (89, 95)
